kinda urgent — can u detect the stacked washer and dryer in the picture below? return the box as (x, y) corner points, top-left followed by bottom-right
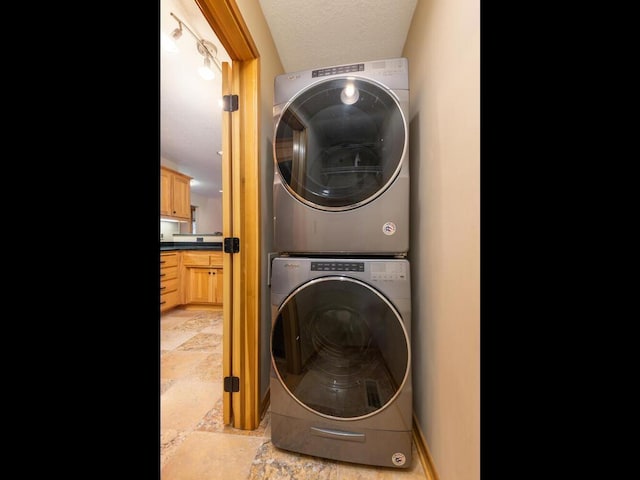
(269, 58), (412, 469)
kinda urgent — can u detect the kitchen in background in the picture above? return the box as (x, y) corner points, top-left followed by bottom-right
(160, 0), (229, 244)
(160, 164), (223, 243)
(160, 150), (224, 242)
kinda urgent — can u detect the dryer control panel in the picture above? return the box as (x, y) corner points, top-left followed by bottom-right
(311, 261), (364, 272)
(312, 63), (364, 77)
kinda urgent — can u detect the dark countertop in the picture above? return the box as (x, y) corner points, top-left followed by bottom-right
(160, 242), (222, 251)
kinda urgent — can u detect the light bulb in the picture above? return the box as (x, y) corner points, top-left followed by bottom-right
(171, 27), (182, 41)
(198, 56), (215, 80)
(161, 30), (180, 53)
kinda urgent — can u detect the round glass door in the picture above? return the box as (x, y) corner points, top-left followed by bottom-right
(271, 277), (410, 420)
(274, 77), (406, 210)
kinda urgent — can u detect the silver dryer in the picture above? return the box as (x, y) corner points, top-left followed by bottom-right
(272, 58), (410, 255)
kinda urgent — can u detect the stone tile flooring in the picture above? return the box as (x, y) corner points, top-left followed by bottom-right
(160, 307), (427, 479)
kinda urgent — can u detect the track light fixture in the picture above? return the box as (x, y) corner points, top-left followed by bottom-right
(196, 40), (218, 80)
(164, 12), (222, 80)
(199, 55), (215, 80)
(162, 21), (182, 53)
(171, 20), (183, 40)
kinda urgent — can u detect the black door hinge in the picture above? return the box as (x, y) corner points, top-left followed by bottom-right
(224, 376), (240, 392)
(224, 237), (240, 253)
(222, 94), (239, 112)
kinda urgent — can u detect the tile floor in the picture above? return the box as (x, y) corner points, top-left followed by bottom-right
(160, 307), (427, 479)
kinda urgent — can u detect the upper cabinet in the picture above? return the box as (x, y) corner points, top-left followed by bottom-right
(161, 166), (192, 221)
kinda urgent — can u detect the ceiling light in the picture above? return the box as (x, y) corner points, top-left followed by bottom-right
(198, 55), (216, 80)
(171, 26), (182, 41)
(160, 24), (182, 53)
(164, 12), (223, 78)
(196, 40), (220, 80)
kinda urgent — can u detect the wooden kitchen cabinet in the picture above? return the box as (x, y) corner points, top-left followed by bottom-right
(182, 251), (223, 305)
(160, 166), (192, 221)
(160, 251), (180, 312)
(185, 267), (223, 304)
(182, 251), (223, 266)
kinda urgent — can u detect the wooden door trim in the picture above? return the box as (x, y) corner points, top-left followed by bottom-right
(194, 0), (261, 430)
(235, 57), (260, 430)
(194, 0), (259, 60)
(220, 61), (233, 425)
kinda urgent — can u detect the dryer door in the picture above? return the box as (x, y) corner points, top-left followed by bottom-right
(274, 77), (406, 211)
(271, 276), (410, 420)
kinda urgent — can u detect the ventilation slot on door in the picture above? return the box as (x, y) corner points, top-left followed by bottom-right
(365, 380), (381, 409)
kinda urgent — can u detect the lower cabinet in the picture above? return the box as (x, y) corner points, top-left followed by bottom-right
(159, 249), (223, 311)
(185, 267), (223, 304)
(182, 250), (224, 306)
(160, 252), (180, 312)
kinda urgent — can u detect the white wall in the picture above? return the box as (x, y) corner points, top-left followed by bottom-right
(404, 1), (480, 479)
(161, 156), (180, 172)
(190, 192), (223, 234)
(160, 220), (181, 241)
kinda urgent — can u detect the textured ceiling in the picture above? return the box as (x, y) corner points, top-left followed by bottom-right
(258, 0), (417, 73)
(160, 0), (417, 200)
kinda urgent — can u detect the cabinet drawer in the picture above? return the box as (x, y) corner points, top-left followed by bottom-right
(160, 265), (178, 281)
(160, 253), (178, 268)
(160, 277), (178, 294)
(182, 252), (210, 266)
(209, 251), (223, 266)
(160, 289), (179, 312)
(182, 251), (223, 266)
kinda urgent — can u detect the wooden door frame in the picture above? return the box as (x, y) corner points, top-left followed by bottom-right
(194, 0), (261, 430)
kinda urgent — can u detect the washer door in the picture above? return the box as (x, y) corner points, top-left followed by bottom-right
(274, 77), (406, 211)
(271, 277), (410, 420)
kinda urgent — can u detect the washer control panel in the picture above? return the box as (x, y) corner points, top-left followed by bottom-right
(308, 260), (407, 281)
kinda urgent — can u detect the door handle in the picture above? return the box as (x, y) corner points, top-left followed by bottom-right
(310, 427), (365, 442)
